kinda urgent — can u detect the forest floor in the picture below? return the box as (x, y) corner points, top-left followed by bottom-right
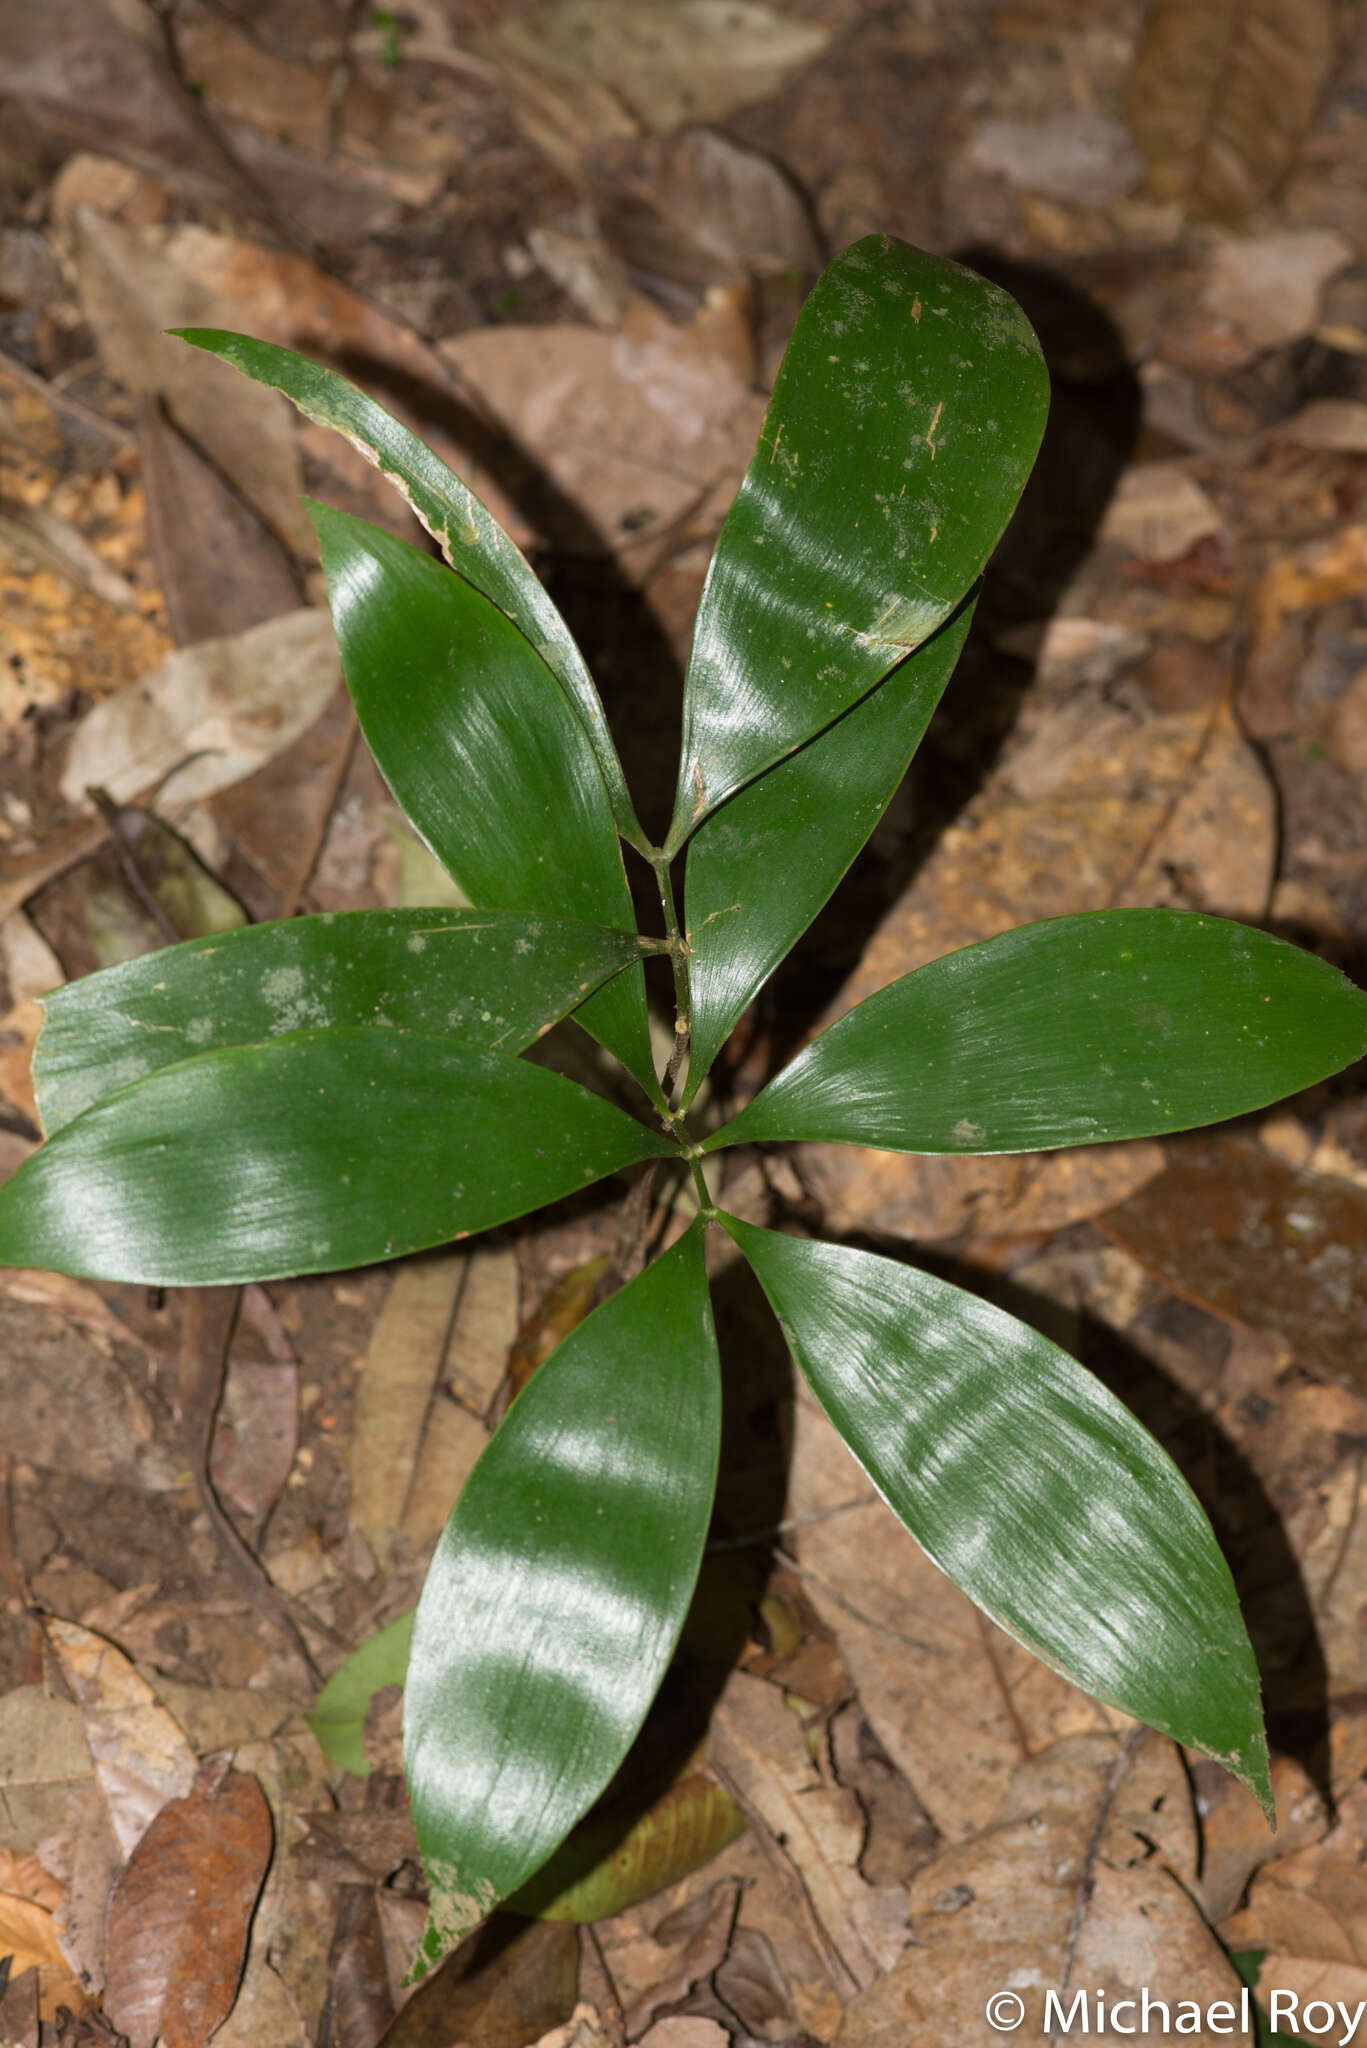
(1, 0), (1367, 2043)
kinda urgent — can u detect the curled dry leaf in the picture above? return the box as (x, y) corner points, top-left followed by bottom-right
(1124, 0), (1335, 221)
(43, 1619), (197, 1859)
(102, 1760), (272, 2048)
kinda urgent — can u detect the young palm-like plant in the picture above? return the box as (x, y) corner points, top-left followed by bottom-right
(3, 237), (1364, 1969)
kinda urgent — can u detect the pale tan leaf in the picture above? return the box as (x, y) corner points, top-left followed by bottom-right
(1124, 0), (1335, 222)
(837, 1735), (1237, 2048)
(43, 1618), (197, 1858)
(0, 1686), (94, 1853)
(59, 608), (341, 813)
(348, 1250), (469, 1568)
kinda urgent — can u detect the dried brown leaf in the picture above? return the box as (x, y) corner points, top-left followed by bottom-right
(1096, 1138), (1367, 1398)
(348, 1249), (469, 1569)
(708, 1669), (906, 1997)
(374, 1915), (579, 2048)
(836, 1734), (1237, 2048)
(1125, 0), (1335, 221)
(102, 1761), (272, 2048)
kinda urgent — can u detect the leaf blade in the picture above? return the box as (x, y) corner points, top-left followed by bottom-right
(683, 593), (977, 1100)
(310, 502), (658, 1101)
(723, 1218), (1270, 1812)
(310, 1610), (415, 1777)
(668, 236), (1048, 848)
(0, 1028), (672, 1285)
(710, 910), (1367, 1152)
(34, 909), (644, 1135)
(404, 1222), (720, 1965)
(172, 327), (644, 847)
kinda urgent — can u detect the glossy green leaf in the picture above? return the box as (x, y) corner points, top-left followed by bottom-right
(173, 327), (645, 850)
(404, 1223), (720, 1968)
(310, 503), (659, 1103)
(34, 909), (645, 1135)
(310, 1609), (414, 1777)
(682, 593), (977, 1102)
(667, 236), (1048, 850)
(709, 910), (1367, 1153)
(506, 1769), (745, 1922)
(723, 1218), (1271, 1814)
(0, 1029), (672, 1285)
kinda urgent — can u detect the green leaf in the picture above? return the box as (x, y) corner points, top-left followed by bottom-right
(0, 1028), (672, 1285)
(309, 1609), (414, 1776)
(666, 237), (1048, 851)
(506, 1769), (745, 1922)
(682, 593), (977, 1102)
(34, 909), (645, 1135)
(310, 502), (659, 1104)
(172, 327), (645, 851)
(709, 909), (1367, 1153)
(722, 1218), (1271, 1814)
(404, 1222), (720, 1968)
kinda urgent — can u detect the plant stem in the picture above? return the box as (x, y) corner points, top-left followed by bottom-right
(651, 852), (691, 1114)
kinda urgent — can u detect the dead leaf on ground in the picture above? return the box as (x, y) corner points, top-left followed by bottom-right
(1196, 1754), (1327, 1923)
(70, 210), (310, 555)
(590, 127), (823, 301)
(1222, 1782), (1367, 2008)
(0, 1850), (86, 2020)
(0, 1294), (179, 1495)
(802, 689), (1273, 1241)
(43, 1619), (198, 1860)
(440, 293), (765, 571)
(137, 397), (301, 649)
(1099, 462), (1222, 564)
(0, 1687), (93, 1854)
(836, 1733), (1238, 2048)
(348, 1250), (471, 1570)
(787, 1393), (1123, 1841)
(708, 1668), (908, 1998)
(486, 1), (829, 176)
(102, 1757), (272, 2048)
(1096, 1137), (1367, 1399)
(1125, 0), (1336, 221)
(1200, 229), (1352, 355)
(210, 1286), (300, 1533)
(59, 608), (341, 813)
(374, 1915), (579, 2048)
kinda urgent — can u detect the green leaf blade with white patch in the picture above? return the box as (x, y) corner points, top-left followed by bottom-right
(667, 236), (1048, 850)
(0, 1029), (672, 1285)
(34, 909), (644, 1135)
(404, 1223), (720, 1969)
(172, 327), (644, 849)
(709, 910), (1367, 1152)
(310, 503), (659, 1103)
(723, 1218), (1270, 1815)
(682, 593), (977, 1102)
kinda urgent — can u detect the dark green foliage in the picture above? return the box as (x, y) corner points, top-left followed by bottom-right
(5, 236), (1365, 1960)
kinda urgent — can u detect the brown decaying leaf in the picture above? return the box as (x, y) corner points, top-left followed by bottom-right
(137, 396), (301, 650)
(708, 1669), (908, 1999)
(504, 1254), (610, 1407)
(800, 680), (1274, 1241)
(374, 1915), (579, 2048)
(1124, 0), (1335, 221)
(836, 1733), (1239, 2048)
(348, 1250), (468, 1569)
(103, 1758), (272, 2048)
(1096, 1137), (1367, 1399)
(620, 1878), (741, 2039)
(1221, 1777), (1367, 2008)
